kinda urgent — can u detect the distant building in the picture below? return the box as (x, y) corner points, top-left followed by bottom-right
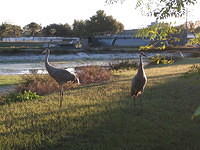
(93, 29), (150, 47)
(1, 37), (82, 48)
(147, 21), (158, 27)
(1, 37), (80, 42)
(113, 29), (138, 38)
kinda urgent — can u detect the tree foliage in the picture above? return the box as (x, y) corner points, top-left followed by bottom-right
(23, 22), (42, 37)
(0, 10), (124, 38)
(72, 10), (124, 36)
(189, 33), (200, 45)
(137, 23), (184, 49)
(42, 23), (73, 37)
(0, 23), (22, 38)
(72, 20), (87, 37)
(137, 23), (181, 41)
(194, 26), (200, 33)
(106, 0), (197, 19)
(85, 10), (124, 35)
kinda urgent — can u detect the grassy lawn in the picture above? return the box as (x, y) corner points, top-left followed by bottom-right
(0, 75), (21, 87)
(0, 58), (200, 150)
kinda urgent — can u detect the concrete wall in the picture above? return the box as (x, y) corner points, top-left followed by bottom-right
(96, 38), (150, 47)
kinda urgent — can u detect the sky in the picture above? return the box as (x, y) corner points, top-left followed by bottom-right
(0, 0), (200, 29)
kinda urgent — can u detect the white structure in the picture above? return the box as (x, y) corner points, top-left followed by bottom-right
(1, 37), (80, 42)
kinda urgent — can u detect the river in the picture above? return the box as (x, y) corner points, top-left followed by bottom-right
(0, 51), (190, 75)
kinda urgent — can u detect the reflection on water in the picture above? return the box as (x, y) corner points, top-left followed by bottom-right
(0, 52), (191, 75)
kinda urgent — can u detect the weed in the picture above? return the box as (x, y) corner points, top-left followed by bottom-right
(183, 64), (200, 78)
(150, 54), (175, 65)
(3, 90), (41, 104)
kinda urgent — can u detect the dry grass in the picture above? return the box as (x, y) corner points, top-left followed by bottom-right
(77, 66), (111, 84)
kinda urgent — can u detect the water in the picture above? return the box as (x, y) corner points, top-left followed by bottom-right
(0, 51), (191, 75)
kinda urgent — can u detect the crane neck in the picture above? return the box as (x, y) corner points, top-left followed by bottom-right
(139, 55), (144, 70)
(45, 50), (50, 67)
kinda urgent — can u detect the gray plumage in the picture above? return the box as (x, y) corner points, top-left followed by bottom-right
(43, 49), (79, 107)
(131, 52), (147, 106)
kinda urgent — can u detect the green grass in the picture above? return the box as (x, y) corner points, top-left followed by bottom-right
(0, 58), (200, 150)
(0, 75), (21, 87)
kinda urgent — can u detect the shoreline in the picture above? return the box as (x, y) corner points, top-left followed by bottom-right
(0, 46), (199, 54)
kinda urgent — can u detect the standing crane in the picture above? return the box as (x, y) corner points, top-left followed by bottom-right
(131, 52), (147, 109)
(42, 48), (80, 108)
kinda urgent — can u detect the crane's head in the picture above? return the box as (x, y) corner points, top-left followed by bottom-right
(42, 48), (50, 54)
(140, 52), (146, 57)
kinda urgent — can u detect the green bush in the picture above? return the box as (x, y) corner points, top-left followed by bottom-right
(150, 54), (175, 65)
(4, 90), (41, 104)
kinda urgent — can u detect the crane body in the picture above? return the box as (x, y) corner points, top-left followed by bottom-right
(43, 49), (79, 107)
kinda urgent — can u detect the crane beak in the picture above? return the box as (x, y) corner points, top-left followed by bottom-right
(140, 52), (147, 57)
(142, 53), (147, 57)
(42, 49), (47, 54)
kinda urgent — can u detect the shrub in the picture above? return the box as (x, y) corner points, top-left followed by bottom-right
(188, 33), (200, 45)
(109, 60), (137, 71)
(77, 66), (111, 84)
(17, 74), (78, 96)
(150, 54), (175, 65)
(4, 90), (41, 104)
(17, 66), (111, 95)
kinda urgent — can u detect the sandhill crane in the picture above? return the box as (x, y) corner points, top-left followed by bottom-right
(131, 52), (147, 109)
(42, 49), (80, 108)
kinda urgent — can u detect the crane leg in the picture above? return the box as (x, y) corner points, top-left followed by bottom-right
(59, 85), (63, 108)
(59, 86), (61, 107)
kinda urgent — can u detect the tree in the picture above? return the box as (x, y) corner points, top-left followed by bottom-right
(72, 10), (124, 37)
(137, 23), (183, 49)
(42, 23), (73, 37)
(85, 10), (124, 35)
(23, 22), (42, 37)
(0, 23), (22, 38)
(106, 0), (197, 19)
(189, 33), (200, 45)
(194, 26), (200, 34)
(72, 20), (87, 37)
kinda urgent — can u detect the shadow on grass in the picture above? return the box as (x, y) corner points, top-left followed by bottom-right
(1, 73), (200, 150)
